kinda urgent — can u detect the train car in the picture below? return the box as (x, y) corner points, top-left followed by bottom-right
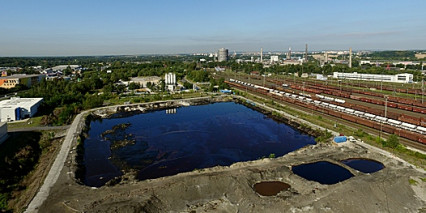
(329, 104), (337, 109)
(374, 116), (387, 123)
(416, 126), (426, 135)
(387, 119), (402, 127)
(344, 108), (355, 114)
(336, 106), (345, 112)
(401, 122), (416, 131)
(419, 136), (426, 144)
(354, 111), (364, 117)
(357, 118), (375, 128)
(412, 107), (426, 114)
(398, 129), (419, 142)
(364, 113), (375, 120)
(341, 114), (358, 123)
(382, 125), (396, 134)
(335, 99), (345, 104)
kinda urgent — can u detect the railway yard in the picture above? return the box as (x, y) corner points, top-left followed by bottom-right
(220, 73), (426, 153)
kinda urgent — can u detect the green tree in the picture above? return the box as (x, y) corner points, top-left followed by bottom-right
(128, 82), (140, 90)
(383, 134), (400, 148)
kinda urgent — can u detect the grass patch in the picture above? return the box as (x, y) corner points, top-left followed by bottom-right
(7, 116), (43, 129)
(409, 178), (418, 185)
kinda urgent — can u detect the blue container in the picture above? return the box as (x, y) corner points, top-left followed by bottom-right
(15, 107), (21, 120)
(334, 136), (347, 143)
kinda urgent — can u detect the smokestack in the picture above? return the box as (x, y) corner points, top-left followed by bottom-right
(305, 44), (308, 61)
(260, 48), (263, 62)
(288, 47), (292, 60)
(325, 52), (328, 63)
(349, 48), (352, 68)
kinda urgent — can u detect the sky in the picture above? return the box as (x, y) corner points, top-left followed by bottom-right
(1, 0), (425, 56)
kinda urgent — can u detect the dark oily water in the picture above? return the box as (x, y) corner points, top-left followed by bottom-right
(83, 102), (316, 187)
(341, 158), (384, 173)
(254, 181), (290, 196)
(292, 161), (354, 185)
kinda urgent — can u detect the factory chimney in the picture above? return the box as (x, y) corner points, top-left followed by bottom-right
(288, 47), (292, 60)
(305, 44), (308, 61)
(260, 48), (263, 62)
(349, 48), (352, 68)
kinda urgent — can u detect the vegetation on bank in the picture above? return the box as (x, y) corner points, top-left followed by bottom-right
(0, 131), (56, 212)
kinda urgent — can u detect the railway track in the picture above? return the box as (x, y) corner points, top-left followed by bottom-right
(231, 86), (426, 153)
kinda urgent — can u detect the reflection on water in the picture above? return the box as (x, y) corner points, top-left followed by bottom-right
(83, 102), (316, 187)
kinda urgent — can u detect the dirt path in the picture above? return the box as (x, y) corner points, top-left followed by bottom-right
(8, 125), (70, 132)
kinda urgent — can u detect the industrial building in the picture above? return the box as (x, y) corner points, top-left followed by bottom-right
(333, 72), (413, 83)
(165, 73), (176, 91)
(0, 74), (44, 89)
(218, 48), (228, 62)
(0, 97), (43, 122)
(130, 76), (161, 88)
(270, 56), (279, 63)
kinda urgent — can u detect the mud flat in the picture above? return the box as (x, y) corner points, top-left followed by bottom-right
(33, 96), (425, 212)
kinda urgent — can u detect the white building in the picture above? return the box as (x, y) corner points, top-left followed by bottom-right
(333, 72), (413, 83)
(270, 56), (279, 63)
(165, 73), (176, 91)
(0, 97), (43, 122)
(130, 76), (161, 88)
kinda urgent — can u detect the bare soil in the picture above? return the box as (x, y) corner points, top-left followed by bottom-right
(39, 142), (426, 213)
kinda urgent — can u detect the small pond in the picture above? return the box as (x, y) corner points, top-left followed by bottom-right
(340, 158), (384, 173)
(292, 161), (354, 184)
(253, 181), (290, 196)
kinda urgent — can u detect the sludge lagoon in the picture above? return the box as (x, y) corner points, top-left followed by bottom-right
(82, 102), (316, 187)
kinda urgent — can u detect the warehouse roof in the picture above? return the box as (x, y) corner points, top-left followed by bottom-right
(0, 97), (43, 109)
(0, 74), (43, 80)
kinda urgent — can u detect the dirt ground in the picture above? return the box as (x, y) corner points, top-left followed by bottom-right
(37, 141), (425, 213)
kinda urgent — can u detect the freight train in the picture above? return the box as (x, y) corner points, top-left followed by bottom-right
(228, 79), (426, 145)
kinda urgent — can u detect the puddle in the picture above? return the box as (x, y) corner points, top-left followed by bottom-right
(341, 158), (384, 173)
(292, 161), (354, 184)
(253, 181), (290, 196)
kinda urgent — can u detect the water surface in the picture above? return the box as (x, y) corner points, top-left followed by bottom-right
(341, 158), (384, 173)
(84, 102), (316, 187)
(292, 161), (354, 184)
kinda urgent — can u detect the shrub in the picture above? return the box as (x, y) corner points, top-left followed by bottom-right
(383, 134), (400, 148)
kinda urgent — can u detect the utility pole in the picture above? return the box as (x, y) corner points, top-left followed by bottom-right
(422, 79), (424, 104)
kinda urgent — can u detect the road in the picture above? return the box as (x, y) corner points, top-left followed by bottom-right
(8, 125), (70, 132)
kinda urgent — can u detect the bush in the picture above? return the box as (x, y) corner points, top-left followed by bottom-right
(382, 134), (400, 148)
(268, 153), (276, 158)
(0, 193), (9, 211)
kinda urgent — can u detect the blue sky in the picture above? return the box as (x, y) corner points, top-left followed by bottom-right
(1, 0), (425, 56)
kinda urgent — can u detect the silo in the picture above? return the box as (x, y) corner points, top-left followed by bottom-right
(218, 48), (228, 62)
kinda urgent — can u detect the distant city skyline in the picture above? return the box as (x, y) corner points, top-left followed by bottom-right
(1, 0), (425, 56)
